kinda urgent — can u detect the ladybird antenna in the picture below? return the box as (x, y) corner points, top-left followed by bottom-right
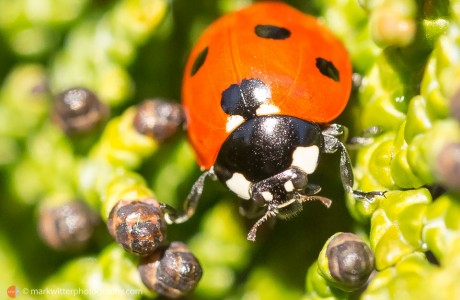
(294, 193), (332, 208)
(247, 205), (277, 242)
(162, 170), (210, 224)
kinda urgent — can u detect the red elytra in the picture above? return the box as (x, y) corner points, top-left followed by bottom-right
(182, 2), (352, 170)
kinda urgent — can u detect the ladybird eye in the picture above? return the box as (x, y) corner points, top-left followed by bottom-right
(190, 47), (208, 76)
(315, 57), (340, 82)
(254, 24), (291, 40)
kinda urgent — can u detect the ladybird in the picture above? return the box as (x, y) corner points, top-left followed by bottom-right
(163, 2), (383, 240)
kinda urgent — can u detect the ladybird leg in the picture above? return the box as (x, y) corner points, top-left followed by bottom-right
(322, 123), (381, 148)
(247, 168), (307, 241)
(248, 168), (333, 241)
(293, 183), (332, 208)
(277, 192), (333, 219)
(247, 191), (333, 241)
(322, 130), (386, 200)
(250, 168), (329, 211)
(247, 204), (278, 242)
(305, 183), (322, 195)
(294, 193), (332, 208)
(321, 123), (349, 143)
(161, 170), (211, 224)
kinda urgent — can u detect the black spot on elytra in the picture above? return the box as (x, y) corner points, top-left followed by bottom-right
(315, 57), (340, 82)
(255, 24), (291, 40)
(190, 47), (208, 76)
(221, 78), (271, 119)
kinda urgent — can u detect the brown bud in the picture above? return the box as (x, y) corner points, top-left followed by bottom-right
(133, 99), (185, 143)
(139, 242), (203, 298)
(107, 198), (166, 256)
(436, 142), (460, 190)
(326, 232), (375, 290)
(38, 201), (99, 251)
(52, 87), (108, 135)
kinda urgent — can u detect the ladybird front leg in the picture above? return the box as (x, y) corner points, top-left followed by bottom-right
(321, 123), (349, 144)
(161, 170), (212, 224)
(322, 125), (386, 200)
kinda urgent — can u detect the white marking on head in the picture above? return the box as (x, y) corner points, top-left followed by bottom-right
(253, 85), (271, 103)
(261, 191), (274, 202)
(256, 104), (280, 116)
(291, 146), (319, 174)
(226, 173), (252, 200)
(284, 180), (295, 192)
(226, 115), (245, 132)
